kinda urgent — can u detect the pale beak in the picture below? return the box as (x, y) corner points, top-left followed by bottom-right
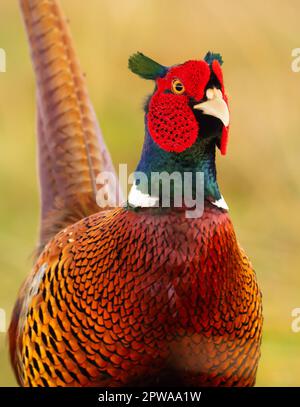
(193, 87), (229, 127)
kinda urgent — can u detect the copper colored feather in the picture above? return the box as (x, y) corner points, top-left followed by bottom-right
(10, 206), (262, 386)
(19, 0), (121, 252)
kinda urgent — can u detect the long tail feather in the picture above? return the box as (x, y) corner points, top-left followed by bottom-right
(19, 0), (121, 251)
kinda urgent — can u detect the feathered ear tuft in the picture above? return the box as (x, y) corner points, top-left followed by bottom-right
(204, 51), (223, 66)
(128, 52), (168, 80)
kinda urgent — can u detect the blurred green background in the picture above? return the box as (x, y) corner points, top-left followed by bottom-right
(1, 0), (300, 386)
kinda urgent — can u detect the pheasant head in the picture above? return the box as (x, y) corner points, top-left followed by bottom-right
(128, 52), (230, 207)
(129, 51), (229, 155)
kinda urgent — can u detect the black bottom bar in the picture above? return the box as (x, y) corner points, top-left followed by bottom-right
(0, 387), (298, 405)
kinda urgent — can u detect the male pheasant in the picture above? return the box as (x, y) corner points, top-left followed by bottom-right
(9, 0), (263, 387)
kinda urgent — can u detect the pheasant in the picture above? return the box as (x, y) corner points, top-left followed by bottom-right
(9, 0), (263, 387)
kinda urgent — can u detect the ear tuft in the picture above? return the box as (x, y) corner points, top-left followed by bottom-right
(204, 51), (224, 66)
(128, 52), (168, 80)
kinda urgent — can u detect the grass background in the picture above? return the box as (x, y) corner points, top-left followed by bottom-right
(1, 0), (300, 386)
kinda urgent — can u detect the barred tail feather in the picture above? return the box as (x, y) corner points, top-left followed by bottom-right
(19, 0), (121, 250)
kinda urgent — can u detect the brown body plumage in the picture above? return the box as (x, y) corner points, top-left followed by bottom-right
(11, 206), (262, 386)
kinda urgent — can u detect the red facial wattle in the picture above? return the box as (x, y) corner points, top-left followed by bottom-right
(147, 59), (229, 154)
(148, 93), (198, 153)
(166, 60), (211, 101)
(148, 60), (210, 153)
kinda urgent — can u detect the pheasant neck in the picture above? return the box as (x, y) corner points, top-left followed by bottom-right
(128, 122), (226, 209)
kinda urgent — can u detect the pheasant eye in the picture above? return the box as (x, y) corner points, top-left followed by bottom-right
(171, 79), (185, 95)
